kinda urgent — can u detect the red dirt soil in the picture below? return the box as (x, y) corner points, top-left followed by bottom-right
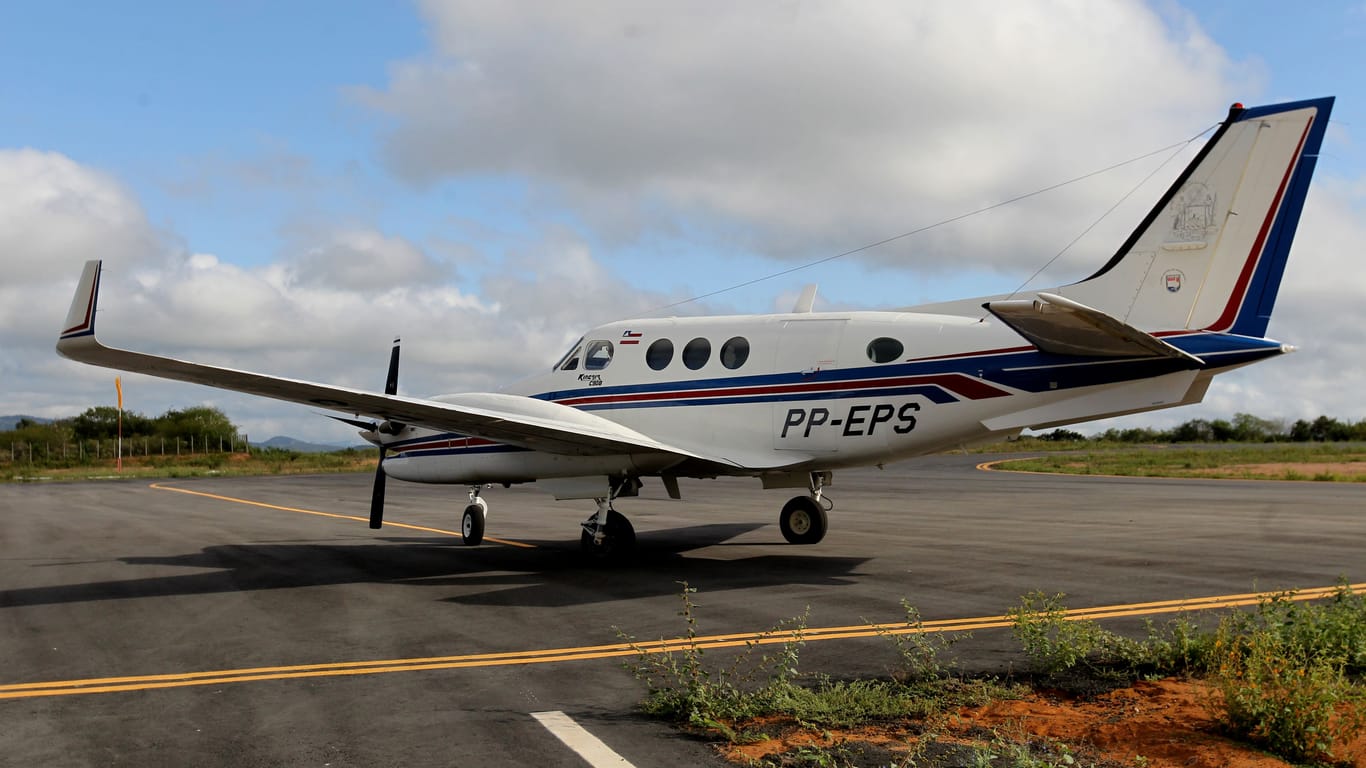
(721, 678), (1366, 767)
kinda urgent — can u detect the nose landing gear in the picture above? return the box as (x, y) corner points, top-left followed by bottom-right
(580, 478), (639, 561)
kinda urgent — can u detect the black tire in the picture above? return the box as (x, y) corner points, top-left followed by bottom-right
(580, 509), (636, 561)
(779, 496), (828, 544)
(461, 503), (485, 546)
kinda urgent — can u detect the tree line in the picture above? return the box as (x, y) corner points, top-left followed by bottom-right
(5, 407), (1364, 457)
(3, 406), (241, 454)
(1039, 413), (1366, 443)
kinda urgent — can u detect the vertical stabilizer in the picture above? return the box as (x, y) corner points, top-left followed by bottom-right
(1060, 97), (1333, 338)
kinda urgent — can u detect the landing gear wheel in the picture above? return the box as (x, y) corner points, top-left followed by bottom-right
(461, 501), (486, 546)
(580, 509), (636, 561)
(780, 496), (828, 544)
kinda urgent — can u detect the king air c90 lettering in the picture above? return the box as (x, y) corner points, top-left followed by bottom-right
(781, 403), (920, 439)
(55, 97), (1333, 560)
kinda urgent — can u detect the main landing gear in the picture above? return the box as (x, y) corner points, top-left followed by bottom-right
(779, 472), (832, 545)
(581, 478), (639, 561)
(461, 486), (487, 546)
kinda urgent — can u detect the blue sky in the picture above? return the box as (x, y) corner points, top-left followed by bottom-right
(3, 1), (1365, 441)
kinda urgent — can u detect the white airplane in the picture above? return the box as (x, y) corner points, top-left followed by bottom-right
(58, 97), (1333, 558)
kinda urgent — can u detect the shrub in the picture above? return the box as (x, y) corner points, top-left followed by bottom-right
(1209, 623), (1363, 765)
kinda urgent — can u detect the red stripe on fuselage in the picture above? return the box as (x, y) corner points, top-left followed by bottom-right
(555, 372), (1010, 408)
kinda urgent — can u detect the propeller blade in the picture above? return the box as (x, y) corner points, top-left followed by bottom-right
(384, 337), (401, 396)
(369, 448), (387, 529)
(328, 414), (379, 431)
(370, 338), (400, 530)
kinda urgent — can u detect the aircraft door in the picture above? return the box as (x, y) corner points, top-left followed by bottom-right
(773, 319), (846, 452)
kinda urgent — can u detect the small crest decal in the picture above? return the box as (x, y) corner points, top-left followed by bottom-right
(1163, 269), (1185, 293)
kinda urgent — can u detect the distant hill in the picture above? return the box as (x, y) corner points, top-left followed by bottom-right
(252, 435), (370, 453)
(0, 415), (52, 431)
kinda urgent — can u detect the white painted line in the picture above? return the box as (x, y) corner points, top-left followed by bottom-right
(531, 710), (636, 767)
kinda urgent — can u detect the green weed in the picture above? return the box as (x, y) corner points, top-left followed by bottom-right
(966, 728), (1091, 767)
(1008, 591), (1214, 682)
(621, 585), (1018, 743)
(1200, 582), (1366, 765)
(1209, 622), (1364, 765)
(878, 600), (961, 682)
(618, 582), (810, 731)
(1008, 591), (1131, 678)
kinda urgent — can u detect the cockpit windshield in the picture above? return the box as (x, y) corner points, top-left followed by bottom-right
(584, 340), (614, 370)
(554, 337), (584, 371)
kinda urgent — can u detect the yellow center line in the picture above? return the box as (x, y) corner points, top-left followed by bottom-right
(3, 582), (1359, 700)
(148, 482), (536, 548)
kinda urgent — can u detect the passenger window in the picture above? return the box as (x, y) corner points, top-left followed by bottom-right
(554, 338), (583, 371)
(646, 338), (674, 370)
(584, 340), (614, 370)
(866, 337), (903, 364)
(720, 337), (749, 369)
(682, 337), (711, 370)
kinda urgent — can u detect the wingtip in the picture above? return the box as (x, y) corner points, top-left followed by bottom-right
(57, 260), (103, 350)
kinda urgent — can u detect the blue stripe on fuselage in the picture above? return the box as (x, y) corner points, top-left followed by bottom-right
(392, 333), (1285, 457)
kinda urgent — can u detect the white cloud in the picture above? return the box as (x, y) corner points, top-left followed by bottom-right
(4, 3), (1363, 448)
(291, 229), (453, 292)
(355, 0), (1253, 272)
(0, 150), (677, 441)
(0, 149), (162, 282)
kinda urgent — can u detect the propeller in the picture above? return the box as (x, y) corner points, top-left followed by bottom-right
(370, 337), (401, 529)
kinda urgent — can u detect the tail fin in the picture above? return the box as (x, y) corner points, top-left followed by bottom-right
(1062, 97), (1333, 338)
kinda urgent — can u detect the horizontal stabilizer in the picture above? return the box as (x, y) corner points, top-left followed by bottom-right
(984, 292), (1203, 364)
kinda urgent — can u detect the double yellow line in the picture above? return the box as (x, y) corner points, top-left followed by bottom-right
(3, 582), (1359, 701)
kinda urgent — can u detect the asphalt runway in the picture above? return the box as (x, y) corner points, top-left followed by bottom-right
(2, 455), (1363, 767)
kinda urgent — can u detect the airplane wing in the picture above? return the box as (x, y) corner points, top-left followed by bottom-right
(55, 261), (774, 467)
(983, 292), (1204, 364)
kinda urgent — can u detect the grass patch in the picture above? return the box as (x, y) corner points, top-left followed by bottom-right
(992, 443), (1366, 481)
(1009, 590), (1212, 685)
(618, 583), (1020, 743)
(624, 582), (1366, 766)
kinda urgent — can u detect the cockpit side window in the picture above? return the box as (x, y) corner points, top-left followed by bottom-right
(554, 338), (584, 371)
(584, 340), (615, 370)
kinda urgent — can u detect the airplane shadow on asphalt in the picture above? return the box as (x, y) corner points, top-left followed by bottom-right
(0, 522), (870, 609)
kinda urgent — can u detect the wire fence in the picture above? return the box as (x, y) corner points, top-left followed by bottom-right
(3, 434), (251, 466)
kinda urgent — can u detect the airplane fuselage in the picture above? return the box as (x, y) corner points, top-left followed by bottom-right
(377, 309), (1285, 490)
